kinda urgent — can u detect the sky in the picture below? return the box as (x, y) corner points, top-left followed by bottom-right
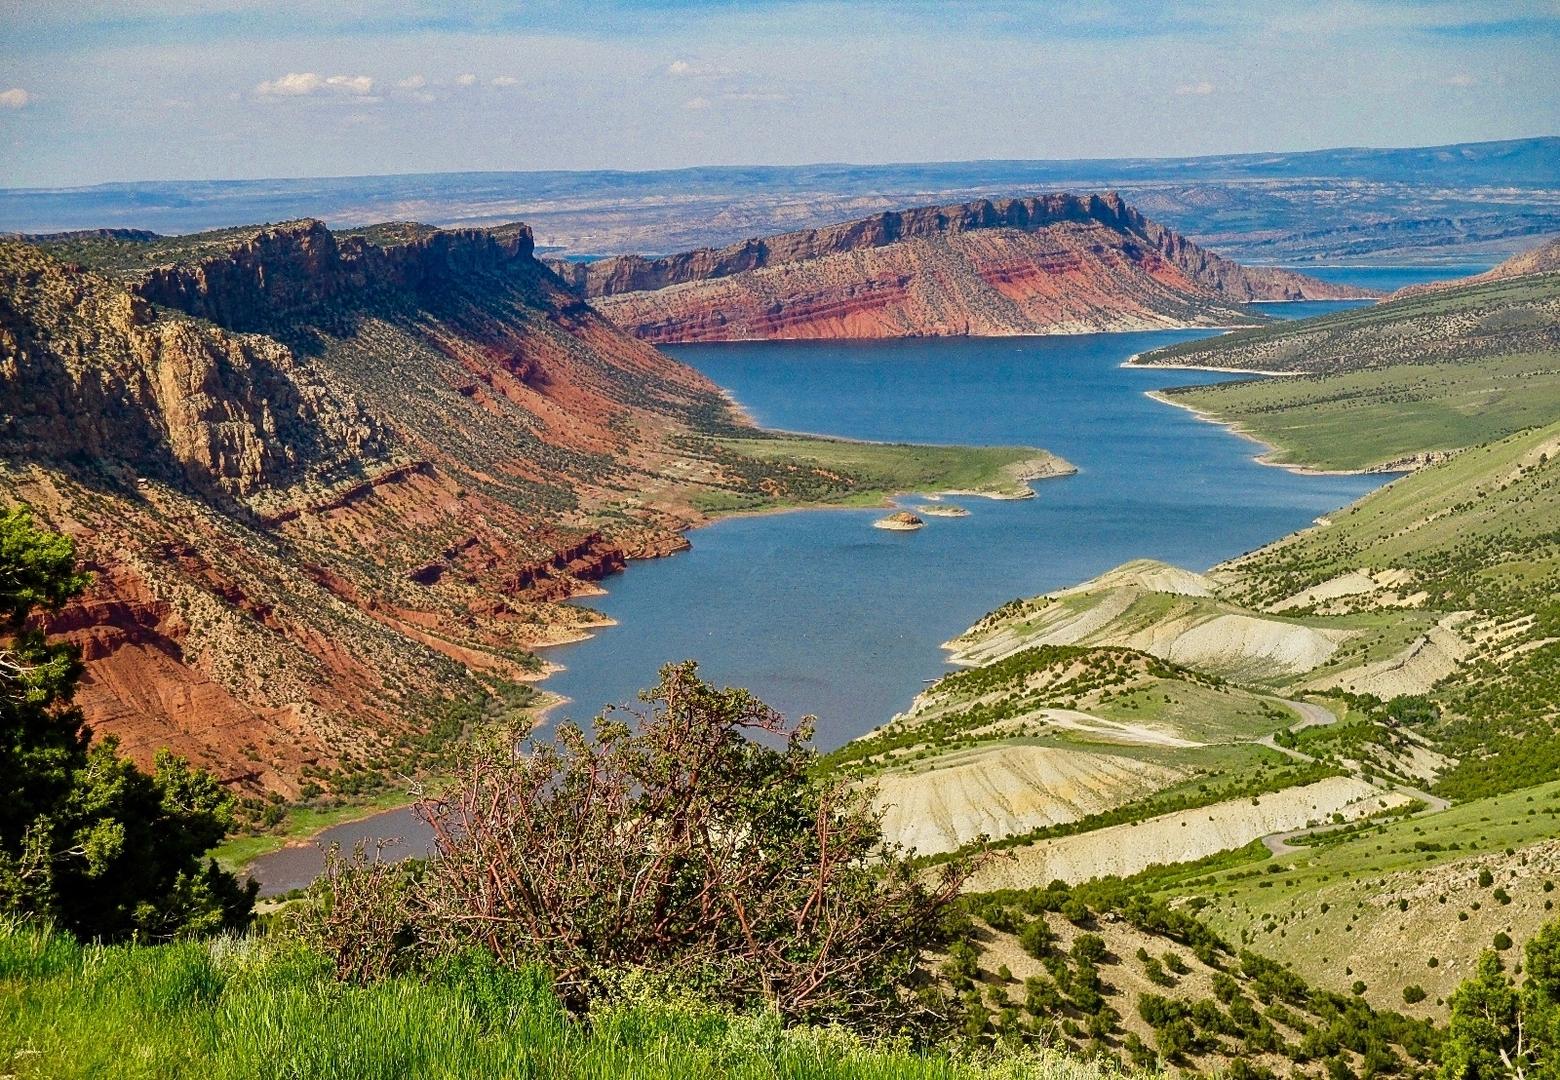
(1, 0), (1557, 188)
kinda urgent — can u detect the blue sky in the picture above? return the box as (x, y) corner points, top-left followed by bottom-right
(1, 0), (1557, 187)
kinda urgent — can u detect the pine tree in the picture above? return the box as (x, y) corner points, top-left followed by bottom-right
(0, 507), (254, 939)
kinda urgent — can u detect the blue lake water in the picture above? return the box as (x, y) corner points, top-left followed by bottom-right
(1272, 264), (1494, 295)
(247, 319), (1392, 894)
(541, 333), (1386, 741)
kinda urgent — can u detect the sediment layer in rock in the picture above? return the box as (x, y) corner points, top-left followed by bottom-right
(546, 193), (1373, 343)
(2, 221), (742, 795)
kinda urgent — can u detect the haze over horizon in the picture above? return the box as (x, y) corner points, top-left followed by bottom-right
(3, 0), (1559, 188)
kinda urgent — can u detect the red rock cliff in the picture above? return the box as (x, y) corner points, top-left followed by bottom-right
(1, 220), (742, 796)
(547, 193), (1374, 343)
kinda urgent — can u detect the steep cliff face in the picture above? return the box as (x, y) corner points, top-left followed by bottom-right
(131, 220), (537, 332)
(1, 221), (743, 796)
(0, 242), (385, 498)
(548, 194), (1374, 343)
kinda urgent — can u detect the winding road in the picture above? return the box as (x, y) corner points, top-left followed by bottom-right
(1257, 698), (1451, 856)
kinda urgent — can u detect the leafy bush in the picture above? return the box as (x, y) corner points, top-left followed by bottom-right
(1019, 917), (1056, 959)
(302, 662), (970, 1029)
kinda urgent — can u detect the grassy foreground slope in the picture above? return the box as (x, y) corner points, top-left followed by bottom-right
(0, 924), (1150, 1080)
(1161, 780), (1560, 1016)
(1135, 271), (1560, 471)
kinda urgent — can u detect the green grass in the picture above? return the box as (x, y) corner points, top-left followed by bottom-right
(1177, 780), (1560, 912)
(210, 787), (429, 871)
(1220, 422), (1560, 796)
(1135, 270), (1560, 471)
(1164, 352), (1560, 472)
(0, 924), (1156, 1080)
(685, 436), (1068, 514)
(823, 646), (1297, 780)
(1137, 271), (1560, 378)
(1161, 782), (1560, 1006)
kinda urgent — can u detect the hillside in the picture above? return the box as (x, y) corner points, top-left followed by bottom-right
(545, 194), (1370, 343)
(845, 416), (1560, 1015)
(1133, 271), (1560, 471)
(1392, 234), (1560, 297)
(0, 221), (1066, 807)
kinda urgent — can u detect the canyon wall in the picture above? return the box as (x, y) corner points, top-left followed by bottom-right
(547, 193), (1374, 343)
(1, 221), (738, 796)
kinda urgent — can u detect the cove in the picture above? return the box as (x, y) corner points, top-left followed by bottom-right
(246, 324), (1390, 895)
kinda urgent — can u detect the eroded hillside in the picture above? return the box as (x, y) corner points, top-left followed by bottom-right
(846, 421), (1559, 1015)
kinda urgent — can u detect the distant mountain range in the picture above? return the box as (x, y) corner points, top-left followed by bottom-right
(547, 193), (1370, 343)
(3, 137), (1556, 265)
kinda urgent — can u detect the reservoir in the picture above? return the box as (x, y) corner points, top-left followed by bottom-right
(541, 330), (1386, 740)
(248, 322), (1390, 894)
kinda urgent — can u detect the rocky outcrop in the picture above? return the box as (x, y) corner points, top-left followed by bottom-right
(1, 220), (742, 795)
(873, 511), (924, 532)
(133, 220), (536, 333)
(0, 241), (385, 499)
(548, 193), (1374, 343)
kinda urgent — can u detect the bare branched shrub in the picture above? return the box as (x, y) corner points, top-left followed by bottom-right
(297, 841), (420, 983)
(409, 661), (972, 1026)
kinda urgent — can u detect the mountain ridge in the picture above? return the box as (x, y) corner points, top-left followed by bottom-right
(546, 193), (1371, 344)
(1, 219), (736, 798)
(1391, 234), (1560, 298)
(7, 138), (1555, 266)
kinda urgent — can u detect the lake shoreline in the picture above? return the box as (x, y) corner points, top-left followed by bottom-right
(1142, 389), (1423, 477)
(234, 446), (1077, 887)
(239, 323), (1392, 892)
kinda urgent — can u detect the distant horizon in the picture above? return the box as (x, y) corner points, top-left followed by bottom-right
(2, 133), (1557, 194)
(4, 1), (1558, 188)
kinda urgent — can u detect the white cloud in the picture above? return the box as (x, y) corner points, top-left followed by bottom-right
(491, 75), (519, 87)
(256, 72), (374, 97)
(683, 96), (711, 110)
(456, 73), (477, 86)
(1174, 80), (1216, 96)
(396, 74), (427, 90)
(256, 72), (323, 96)
(666, 59), (731, 78)
(0, 87), (30, 109)
(1442, 72), (1478, 88)
(325, 74), (374, 95)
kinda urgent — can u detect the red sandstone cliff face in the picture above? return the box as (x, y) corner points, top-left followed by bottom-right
(1, 221), (743, 796)
(547, 193), (1374, 343)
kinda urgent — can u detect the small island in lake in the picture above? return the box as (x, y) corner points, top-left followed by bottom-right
(873, 511), (925, 531)
(914, 503), (970, 518)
